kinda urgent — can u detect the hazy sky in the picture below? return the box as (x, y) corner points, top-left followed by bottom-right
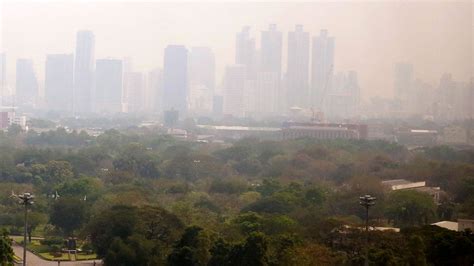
(1, 1), (472, 99)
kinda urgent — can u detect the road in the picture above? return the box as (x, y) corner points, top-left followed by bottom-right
(12, 244), (101, 266)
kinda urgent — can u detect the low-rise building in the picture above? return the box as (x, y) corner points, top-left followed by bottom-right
(382, 179), (443, 204)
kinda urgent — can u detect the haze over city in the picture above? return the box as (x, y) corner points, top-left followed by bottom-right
(1, 1), (474, 266)
(1, 1), (472, 100)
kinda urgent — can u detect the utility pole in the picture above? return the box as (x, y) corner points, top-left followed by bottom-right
(17, 193), (34, 266)
(359, 194), (376, 266)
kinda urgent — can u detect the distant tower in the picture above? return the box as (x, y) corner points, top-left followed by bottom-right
(235, 26), (256, 78)
(394, 63), (413, 100)
(0, 53), (6, 104)
(45, 54), (74, 111)
(311, 29), (334, 109)
(223, 65), (246, 117)
(74, 30), (95, 114)
(261, 24), (282, 75)
(95, 59), (123, 113)
(163, 45), (188, 115)
(146, 68), (163, 113)
(287, 25), (310, 108)
(188, 47), (215, 114)
(15, 59), (38, 106)
(125, 72), (145, 113)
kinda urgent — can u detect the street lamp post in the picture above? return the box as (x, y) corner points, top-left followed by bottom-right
(17, 193), (34, 266)
(359, 194), (376, 266)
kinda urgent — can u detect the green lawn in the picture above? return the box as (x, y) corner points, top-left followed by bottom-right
(37, 252), (98, 261)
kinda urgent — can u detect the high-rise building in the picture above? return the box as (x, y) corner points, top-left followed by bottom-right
(223, 65), (246, 117)
(188, 47), (215, 114)
(74, 30), (95, 114)
(253, 71), (279, 115)
(163, 45), (188, 114)
(287, 25), (310, 108)
(394, 62), (414, 111)
(311, 29), (334, 109)
(236, 26), (256, 78)
(45, 54), (74, 111)
(95, 59), (123, 113)
(261, 24), (282, 75)
(326, 71), (360, 119)
(146, 68), (163, 112)
(0, 53), (5, 97)
(15, 58), (38, 105)
(124, 72), (145, 113)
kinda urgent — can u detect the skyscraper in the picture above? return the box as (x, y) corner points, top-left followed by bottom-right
(15, 59), (38, 105)
(235, 26), (256, 78)
(223, 65), (246, 117)
(287, 25), (310, 108)
(394, 63), (413, 99)
(95, 59), (123, 113)
(0, 53), (6, 100)
(45, 54), (74, 111)
(311, 29), (334, 109)
(188, 47), (215, 114)
(163, 45), (188, 114)
(74, 30), (95, 114)
(146, 68), (163, 113)
(261, 24), (282, 75)
(326, 71), (360, 118)
(124, 72), (145, 113)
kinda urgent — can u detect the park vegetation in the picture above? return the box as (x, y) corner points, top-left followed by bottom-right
(0, 125), (473, 265)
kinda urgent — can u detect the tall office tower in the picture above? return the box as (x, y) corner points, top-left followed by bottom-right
(223, 65), (246, 117)
(311, 29), (334, 109)
(261, 24), (282, 74)
(95, 59), (123, 113)
(287, 25), (310, 108)
(253, 71), (279, 115)
(146, 68), (163, 112)
(125, 72), (145, 113)
(260, 24), (282, 113)
(326, 71), (360, 119)
(393, 62), (414, 112)
(188, 47), (215, 114)
(236, 26), (256, 78)
(45, 54), (74, 111)
(163, 45), (188, 115)
(15, 59), (38, 106)
(0, 53), (6, 100)
(74, 30), (95, 114)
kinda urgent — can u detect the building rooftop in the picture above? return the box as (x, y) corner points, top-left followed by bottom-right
(381, 179), (426, 190)
(432, 221), (458, 231)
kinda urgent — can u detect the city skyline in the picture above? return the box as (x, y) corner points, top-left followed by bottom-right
(1, 1), (472, 100)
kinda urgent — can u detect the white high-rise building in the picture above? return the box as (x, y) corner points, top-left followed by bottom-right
(311, 29), (334, 109)
(124, 72), (145, 113)
(223, 65), (246, 117)
(287, 25), (310, 109)
(94, 59), (123, 113)
(163, 45), (188, 114)
(236, 26), (256, 79)
(261, 24), (282, 75)
(74, 31), (95, 114)
(45, 54), (74, 111)
(145, 68), (163, 113)
(16, 58), (38, 106)
(0, 53), (6, 99)
(188, 47), (215, 114)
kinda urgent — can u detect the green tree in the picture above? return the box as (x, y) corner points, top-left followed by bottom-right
(50, 197), (88, 236)
(168, 226), (211, 266)
(0, 229), (14, 266)
(385, 190), (437, 227)
(228, 232), (269, 266)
